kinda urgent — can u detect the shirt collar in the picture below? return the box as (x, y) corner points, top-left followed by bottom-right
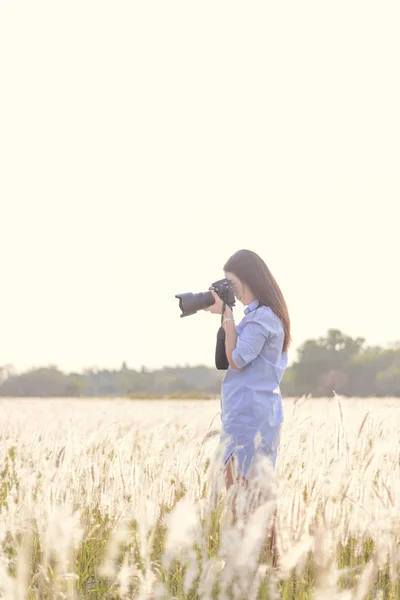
(244, 299), (260, 315)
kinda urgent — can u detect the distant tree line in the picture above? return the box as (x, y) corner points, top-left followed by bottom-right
(0, 330), (399, 398)
(283, 329), (400, 397)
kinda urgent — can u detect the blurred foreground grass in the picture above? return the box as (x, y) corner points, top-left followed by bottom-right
(0, 396), (399, 599)
(1, 465), (399, 599)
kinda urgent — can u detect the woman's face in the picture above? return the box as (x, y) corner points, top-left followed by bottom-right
(225, 271), (256, 306)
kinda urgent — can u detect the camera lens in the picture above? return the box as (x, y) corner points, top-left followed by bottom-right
(175, 291), (214, 317)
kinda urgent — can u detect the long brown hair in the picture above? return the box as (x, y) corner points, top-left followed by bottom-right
(224, 249), (291, 352)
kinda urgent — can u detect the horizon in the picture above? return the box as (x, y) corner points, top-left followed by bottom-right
(2, 326), (398, 376)
(1, 1), (399, 374)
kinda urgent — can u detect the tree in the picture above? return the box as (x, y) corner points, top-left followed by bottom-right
(0, 366), (67, 397)
(291, 330), (365, 396)
(375, 363), (400, 396)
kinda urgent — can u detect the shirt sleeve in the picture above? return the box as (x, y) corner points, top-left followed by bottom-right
(231, 320), (269, 369)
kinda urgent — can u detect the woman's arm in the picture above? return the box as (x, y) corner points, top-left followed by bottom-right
(222, 306), (239, 370)
(204, 290), (267, 369)
(225, 309), (270, 370)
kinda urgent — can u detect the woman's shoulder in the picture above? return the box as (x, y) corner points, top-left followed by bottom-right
(251, 305), (283, 335)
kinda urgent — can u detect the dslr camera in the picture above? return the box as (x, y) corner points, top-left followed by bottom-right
(175, 278), (235, 318)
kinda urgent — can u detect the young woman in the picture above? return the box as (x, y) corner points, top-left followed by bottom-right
(204, 249), (290, 552)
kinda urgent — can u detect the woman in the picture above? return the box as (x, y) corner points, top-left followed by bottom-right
(204, 249), (290, 559)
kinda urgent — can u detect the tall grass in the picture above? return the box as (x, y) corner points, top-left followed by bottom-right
(0, 396), (398, 599)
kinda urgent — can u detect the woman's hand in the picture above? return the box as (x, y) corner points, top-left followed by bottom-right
(203, 288), (225, 315)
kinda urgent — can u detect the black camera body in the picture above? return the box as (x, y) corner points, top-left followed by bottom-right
(210, 278), (236, 309)
(175, 278), (235, 318)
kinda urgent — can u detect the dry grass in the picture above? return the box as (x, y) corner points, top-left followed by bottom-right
(0, 395), (399, 599)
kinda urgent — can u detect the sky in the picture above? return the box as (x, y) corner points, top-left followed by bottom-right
(1, 1), (399, 374)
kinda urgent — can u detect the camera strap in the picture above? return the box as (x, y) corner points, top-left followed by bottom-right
(215, 326), (229, 370)
(216, 301), (229, 370)
(221, 301), (226, 325)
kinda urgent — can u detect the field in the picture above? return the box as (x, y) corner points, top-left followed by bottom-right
(0, 396), (399, 599)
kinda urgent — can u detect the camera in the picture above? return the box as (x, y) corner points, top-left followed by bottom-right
(175, 278), (235, 318)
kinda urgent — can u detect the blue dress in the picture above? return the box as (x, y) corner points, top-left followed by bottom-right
(220, 299), (287, 478)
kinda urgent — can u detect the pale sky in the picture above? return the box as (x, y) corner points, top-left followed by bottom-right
(1, 1), (399, 374)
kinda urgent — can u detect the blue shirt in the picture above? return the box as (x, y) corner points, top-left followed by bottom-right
(220, 299), (287, 477)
